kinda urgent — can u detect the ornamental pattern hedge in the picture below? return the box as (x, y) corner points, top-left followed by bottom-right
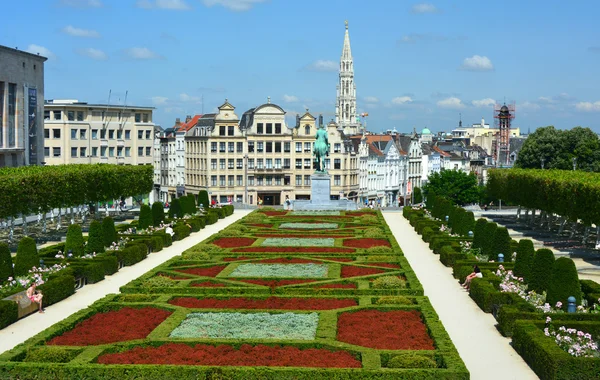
(0, 210), (468, 379)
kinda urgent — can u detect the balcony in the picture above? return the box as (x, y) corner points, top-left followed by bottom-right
(100, 139), (108, 147)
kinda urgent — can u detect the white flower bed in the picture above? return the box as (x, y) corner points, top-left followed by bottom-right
(170, 312), (319, 340)
(228, 263), (329, 278)
(290, 211), (340, 216)
(279, 222), (338, 229)
(261, 238), (335, 247)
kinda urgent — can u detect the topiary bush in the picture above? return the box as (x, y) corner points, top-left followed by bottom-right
(387, 353), (437, 369)
(152, 202), (165, 227)
(23, 346), (80, 363)
(481, 222), (497, 259)
(168, 198), (182, 218)
(101, 217), (117, 247)
(529, 248), (555, 294)
(14, 237), (39, 276)
(0, 300), (18, 329)
(492, 227), (511, 262)
(371, 276), (406, 289)
(513, 239), (535, 283)
(472, 218), (488, 250)
(137, 204), (151, 229)
(187, 194), (197, 215)
(546, 257), (582, 310)
(198, 190), (209, 209)
(64, 224), (85, 257)
(0, 242), (14, 283)
(86, 220), (105, 254)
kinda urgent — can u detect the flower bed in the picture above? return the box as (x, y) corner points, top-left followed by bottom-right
(233, 247), (355, 253)
(261, 211), (288, 216)
(228, 264), (329, 278)
(237, 279), (316, 288)
(47, 307), (171, 346)
(316, 257), (354, 262)
(341, 266), (386, 278)
(337, 309), (435, 350)
(262, 238), (335, 247)
(212, 237), (256, 248)
(256, 234), (353, 238)
(343, 239), (390, 248)
(250, 224), (273, 228)
(97, 343), (362, 368)
(170, 312), (319, 340)
(168, 297), (358, 310)
(190, 281), (227, 287)
(367, 263), (401, 269)
(290, 211), (341, 216)
(279, 223), (339, 229)
(175, 265), (227, 277)
(257, 258), (323, 264)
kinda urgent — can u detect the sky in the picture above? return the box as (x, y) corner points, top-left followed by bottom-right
(3, 0), (600, 134)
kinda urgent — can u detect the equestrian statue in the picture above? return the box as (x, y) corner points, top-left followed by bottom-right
(313, 125), (330, 173)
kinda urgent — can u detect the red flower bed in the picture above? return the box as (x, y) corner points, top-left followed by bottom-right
(222, 257), (251, 262)
(367, 263), (401, 269)
(316, 257), (354, 262)
(337, 309), (434, 350)
(233, 247), (355, 253)
(314, 283), (357, 289)
(256, 234), (353, 238)
(212, 237), (255, 248)
(341, 266), (386, 278)
(190, 281), (227, 287)
(237, 279), (316, 288)
(175, 265), (227, 277)
(168, 296), (357, 310)
(261, 211), (288, 216)
(48, 307), (171, 346)
(97, 343), (362, 368)
(250, 224), (273, 228)
(257, 258), (323, 264)
(343, 239), (390, 248)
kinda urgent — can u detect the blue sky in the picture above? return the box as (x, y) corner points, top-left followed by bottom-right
(3, 0), (600, 133)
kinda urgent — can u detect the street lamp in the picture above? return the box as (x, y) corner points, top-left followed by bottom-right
(540, 158), (545, 169)
(572, 157), (577, 171)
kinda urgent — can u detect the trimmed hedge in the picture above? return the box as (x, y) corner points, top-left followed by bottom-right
(0, 300), (18, 329)
(168, 198), (182, 218)
(513, 239), (535, 283)
(198, 190), (209, 209)
(38, 274), (75, 307)
(86, 220), (105, 254)
(580, 279), (600, 306)
(546, 257), (582, 310)
(65, 224), (85, 257)
(481, 222), (497, 258)
(0, 242), (13, 282)
(14, 237), (39, 276)
(492, 227), (511, 262)
(529, 249), (555, 294)
(151, 202), (165, 227)
(101, 217), (117, 248)
(472, 218), (487, 250)
(138, 204), (153, 230)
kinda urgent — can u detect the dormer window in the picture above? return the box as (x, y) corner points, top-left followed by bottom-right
(305, 125), (311, 135)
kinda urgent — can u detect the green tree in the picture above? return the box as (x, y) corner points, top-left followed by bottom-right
(198, 190), (209, 209)
(151, 202), (165, 227)
(472, 218), (488, 250)
(86, 220), (105, 254)
(492, 227), (511, 262)
(481, 222), (497, 258)
(138, 204), (153, 229)
(14, 237), (39, 276)
(513, 239), (535, 283)
(529, 249), (555, 294)
(546, 257), (582, 310)
(168, 198), (182, 218)
(187, 194), (197, 214)
(65, 224), (85, 257)
(413, 187), (423, 203)
(424, 170), (480, 205)
(0, 243), (14, 282)
(101, 217), (117, 247)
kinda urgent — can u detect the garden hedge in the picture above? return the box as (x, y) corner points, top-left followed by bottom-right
(38, 274), (76, 307)
(198, 190), (209, 209)
(545, 257), (582, 310)
(0, 243), (13, 282)
(513, 239), (535, 283)
(138, 205), (153, 230)
(529, 249), (555, 294)
(14, 237), (39, 276)
(151, 202), (165, 227)
(472, 218), (487, 250)
(0, 300), (18, 329)
(492, 227), (511, 262)
(86, 220), (105, 254)
(65, 224), (85, 257)
(168, 198), (182, 218)
(101, 217), (117, 248)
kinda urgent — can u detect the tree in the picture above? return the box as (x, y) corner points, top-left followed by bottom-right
(0, 243), (13, 282)
(152, 202), (165, 227)
(492, 227), (511, 262)
(481, 222), (497, 258)
(513, 239), (535, 283)
(86, 220), (105, 254)
(424, 170), (480, 205)
(546, 257), (582, 310)
(472, 218), (488, 250)
(14, 237), (39, 276)
(65, 224), (85, 257)
(198, 190), (209, 209)
(138, 204), (153, 229)
(413, 187), (423, 203)
(102, 217), (117, 247)
(168, 198), (182, 218)
(529, 249), (555, 294)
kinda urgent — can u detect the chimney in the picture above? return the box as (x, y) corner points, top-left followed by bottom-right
(319, 114), (323, 127)
(295, 114), (300, 128)
(175, 118), (181, 126)
(185, 115), (192, 123)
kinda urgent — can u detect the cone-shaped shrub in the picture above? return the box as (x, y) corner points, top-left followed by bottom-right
(529, 248), (555, 294)
(187, 194), (197, 214)
(198, 190), (209, 209)
(152, 202), (165, 227)
(481, 222), (497, 258)
(102, 217), (117, 247)
(65, 224), (85, 257)
(168, 198), (182, 218)
(0, 243), (14, 282)
(492, 227), (511, 262)
(546, 257), (582, 310)
(138, 204), (153, 230)
(472, 218), (488, 250)
(513, 239), (535, 283)
(462, 211), (475, 237)
(86, 220), (105, 254)
(14, 237), (39, 276)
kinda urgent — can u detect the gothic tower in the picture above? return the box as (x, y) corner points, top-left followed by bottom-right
(335, 20), (360, 135)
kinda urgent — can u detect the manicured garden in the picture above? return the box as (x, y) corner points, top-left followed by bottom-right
(0, 208), (468, 379)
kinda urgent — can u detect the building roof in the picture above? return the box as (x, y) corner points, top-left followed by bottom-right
(422, 128), (432, 135)
(44, 100), (155, 110)
(0, 44), (48, 61)
(177, 115), (203, 132)
(432, 146), (451, 157)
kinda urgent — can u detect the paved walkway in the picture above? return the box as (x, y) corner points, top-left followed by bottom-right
(0, 209), (251, 355)
(384, 212), (538, 380)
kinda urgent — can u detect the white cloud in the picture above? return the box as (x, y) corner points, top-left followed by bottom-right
(304, 60), (338, 72)
(136, 0), (191, 10)
(179, 93), (202, 103)
(123, 47), (162, 60)
(76, 48), (107, 60)
(520, 101), (541, 111)
(59, 0), (103, 7)
(437, 97), (465, 109)
(460, 55), (494, 71)
(151, 96), (169, 106)
(202, 0), (266, 11)
(472, 98), (496, 107)
(363, 96), (379, 103)
(575, 101), (600, 112)
(283, 94), (299, 103)
(391, 96), (413, 105)
(62, 25), (100, 38)
(26, 44), (56, 60)
(411, 3), (438, 13)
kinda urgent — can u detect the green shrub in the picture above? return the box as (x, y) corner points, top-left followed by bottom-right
(38, 274), (75, 307)
(116, 294), (157, 302)
(152, 202), (165, 227)
(187, 194), (197, 215)
(0, 300), (18, 329)
(119, 245), (147, 266)
(173, 224), (191, 240)
(360, 214), (378, 224)
(101, 217), (117, 247)
(529, 248), (555, 294)
(372, 276), (406, 289)
(23, 346), (78, 363)
(422, 227), (434, 242)
(375, 296), (413, 305)
(222, 204), (234, 216)
(440, 245), (466, 267)
(513, 239), (535, 283)
(138, 204), (153, 230)
(82, 261), (105, 284)
(387, 353), (437, 369)
(95, 255), (119, 275)
(168, 198), (182, 218)
(142, 275), (177, 289)
(462, 211), (475, 237)
(151, 236), (164, 252)
(14, 237), (39, 276)
(182, 250), (211, 261)
(186, 244), (223, 256)
(153, 232), (172, 247)
(186, 218), (203, 232)
(64, 224), (85, 257)
(0, 242), (13, 282)
(365, 246), (394, 254)
(198, 190), (209, 209)
(363, 227), (385, 238)
(492, 227), (511, 262)
(472, 218), (487, 250)
(86, 220), (105, 254)
(546, 257), (582, 310)
(580, 279), (600, 306)
(481, 222), (497, 258)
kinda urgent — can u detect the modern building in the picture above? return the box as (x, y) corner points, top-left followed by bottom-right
(0, 45), (47, 167)
(43, 99), (157, 166)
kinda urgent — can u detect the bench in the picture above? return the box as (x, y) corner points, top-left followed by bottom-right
(2, 290), (39, 318)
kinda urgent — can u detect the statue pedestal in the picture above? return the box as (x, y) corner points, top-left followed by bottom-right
(291, 172), (357, 211)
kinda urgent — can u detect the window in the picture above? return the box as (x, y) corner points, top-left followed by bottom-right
(284, 176), (290, 185)
(248, 159), (254, 169)
(228, 126), (234, 136)
(257, 142), (264, 153)
(266, 142), (272, 153)
(334, 159), (341, 169)
(296, 175), (302, 186)
(266, 123), (272, 134)
(304, 158), (311, 169)
(77, 111), (84, 121)
(275, 176), (282, 186)
(80, 147), (87, 157)
(283, 158), (290, 169)
(228, 142), (234, 152)
(274, 142), (281, 153)
(219, 142), (225, 152)
(296, 142), (302, 152)
(53, 129), (61, 138)
(211, 175), (217, 186)
(266, 176), (272, 186)
(228, 175), (234, 186)
(275, 123), (282, 134)
(71, 129), (77, 139)
(304, 175), (311, 185)
(143, 113), (149, 123)
(80, 129), (86, 139)
(266, 158), (272, 169)
(53, 147), (61, 157)
(146, 147), (151, 156)
(305, 125), (310, 135)
(44, 110), (50, 120)
(219, 126), (226, 136)
(117, 130), (122, 139)
(109, 130), (115, 139)
(135, 113), (141, 123)
(237, 142), (243, 152)
(101, 147), (107, 157)
(257, 123), (263, 134)
(228, 159), (234, 169)
(248, 176), (254, 186)
(219, 159), (225, 169)
(236, 159), (243, 169)
(257, 176), (263, 186)
(257, 159), (264, 169)
(125, 130), (131, 139)
(44, 147), (49, 157)
(237, 175), (243, 186)
(275, 158), (281, 169)
(137, 130), (143, 139)
(209, 159), (216, 170)
(219, 175), (225, 186)
(91, 129), (98, 139)
(44, 129), (50, 138)
(125, 147), (131, 157)
(53, 110), (61, 120)
(295, 159), (302, 169)
(138, 147), (143, 156)
(92, 147), (98, 157)
(248, 141), (254, 152)
(211, 142), (217, 152)
(334, 175), (341, 186)
(304, 142), (311, 152)
(284, 142), (290, 152)
(325, 158), (330, 170)
(101, 129), (106, 139)
(145, 130), (151, 139)
(68, 111), (75, 121)
(71, 147), (78, 157)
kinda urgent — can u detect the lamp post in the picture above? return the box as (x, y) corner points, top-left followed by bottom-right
(540, 158), (545, 169)
(572, 157), (577, 171)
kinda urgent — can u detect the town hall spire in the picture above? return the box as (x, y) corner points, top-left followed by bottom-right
(335, 20), (359, 135)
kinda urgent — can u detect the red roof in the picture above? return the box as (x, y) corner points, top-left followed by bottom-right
(177, 115), (203, 132)
(432, 146), (451, 157)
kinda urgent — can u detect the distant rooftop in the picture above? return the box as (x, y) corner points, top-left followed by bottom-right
(45, 99), (155, 110)
(0, 44), (48, 61)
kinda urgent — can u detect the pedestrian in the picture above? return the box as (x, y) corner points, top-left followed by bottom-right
(258, 197), (263, 208)
(285, 195), (291, 210)
(26, 282), (44, 313)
